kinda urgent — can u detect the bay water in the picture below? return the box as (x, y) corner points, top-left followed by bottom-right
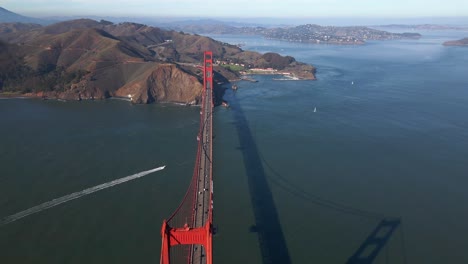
(1, 29), (468, 263)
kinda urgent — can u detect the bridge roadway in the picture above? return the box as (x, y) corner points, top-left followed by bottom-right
(191, 85), (213, 264)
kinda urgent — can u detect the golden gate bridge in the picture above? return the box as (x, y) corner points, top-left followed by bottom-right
(158, 51), (407, 264)
(160, 51), (214, 264)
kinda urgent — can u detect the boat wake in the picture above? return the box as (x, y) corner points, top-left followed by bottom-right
(0, 165), (166, 227)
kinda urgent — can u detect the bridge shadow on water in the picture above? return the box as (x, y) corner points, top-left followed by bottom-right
(229, 92), (292, 264)
(223, 85), (406, 264)
(347, 218), (403, 264)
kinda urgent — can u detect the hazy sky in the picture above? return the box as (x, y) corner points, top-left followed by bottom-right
(2, 0), (468, 18)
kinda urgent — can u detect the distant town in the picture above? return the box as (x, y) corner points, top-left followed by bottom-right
(168, 23), (422, 45)
(263, 24), (422, 44)
(376, 24), (468, 31)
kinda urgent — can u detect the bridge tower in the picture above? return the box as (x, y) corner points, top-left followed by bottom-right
(160, 51), (214, 264)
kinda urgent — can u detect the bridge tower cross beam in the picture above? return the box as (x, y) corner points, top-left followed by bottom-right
(160, 220), (213, 264)
(203, 51), (214, 105)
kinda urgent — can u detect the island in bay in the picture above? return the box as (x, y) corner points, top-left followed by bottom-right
(443, 37), (468, 46)
(0, 17), (316, 104)
(165, 23), (422, 45)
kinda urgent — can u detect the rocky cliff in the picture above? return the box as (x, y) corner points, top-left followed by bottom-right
(33, 63), (203, 104)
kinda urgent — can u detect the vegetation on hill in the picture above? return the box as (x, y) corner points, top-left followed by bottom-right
(0, 42), (87, 93)
(260, 53), (296, 70)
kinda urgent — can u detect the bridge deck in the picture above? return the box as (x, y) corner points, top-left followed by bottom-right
(160, 51), (214, 264)
(192, 86), (213, 264)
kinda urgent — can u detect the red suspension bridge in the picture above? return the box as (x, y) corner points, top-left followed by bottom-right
(159, 51), (405, 264)
(160, 51), (214, 264)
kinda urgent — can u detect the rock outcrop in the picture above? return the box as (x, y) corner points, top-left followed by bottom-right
(116, 64), (203, 104)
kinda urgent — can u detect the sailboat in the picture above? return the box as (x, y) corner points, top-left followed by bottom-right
(313, 107), (317, 113)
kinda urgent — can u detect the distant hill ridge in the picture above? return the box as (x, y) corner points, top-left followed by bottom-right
(0, 7), (52, 25)
(0, 19), (316, 103)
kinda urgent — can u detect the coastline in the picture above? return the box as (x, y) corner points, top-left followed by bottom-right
(265, 38), (366, 45)
(240, 71), (315, 81)
(0, 92), (37, 99)
(0, 92), (202, 106)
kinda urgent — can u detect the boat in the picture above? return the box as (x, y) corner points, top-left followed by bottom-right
(313, 107), (317, 113)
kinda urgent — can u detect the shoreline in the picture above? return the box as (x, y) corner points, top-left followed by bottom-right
(0, 92), (39, 100)
(0, 92), (202, 106)
(239, 72), (315, 81)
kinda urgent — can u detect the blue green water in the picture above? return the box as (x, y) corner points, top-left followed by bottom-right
(1, 30), (468, 263)
(0, 100), (200, 263)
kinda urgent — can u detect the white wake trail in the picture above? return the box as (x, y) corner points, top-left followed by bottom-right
(1, 165), (166, 226)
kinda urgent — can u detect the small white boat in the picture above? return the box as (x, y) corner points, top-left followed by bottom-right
(313, 107), (317, 113)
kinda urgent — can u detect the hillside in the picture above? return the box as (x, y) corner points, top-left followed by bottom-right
(0, 19), (316, 103)
(0, 7), (51, 25)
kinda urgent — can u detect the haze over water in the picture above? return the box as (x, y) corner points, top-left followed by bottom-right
(1, 29), (468, 263)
